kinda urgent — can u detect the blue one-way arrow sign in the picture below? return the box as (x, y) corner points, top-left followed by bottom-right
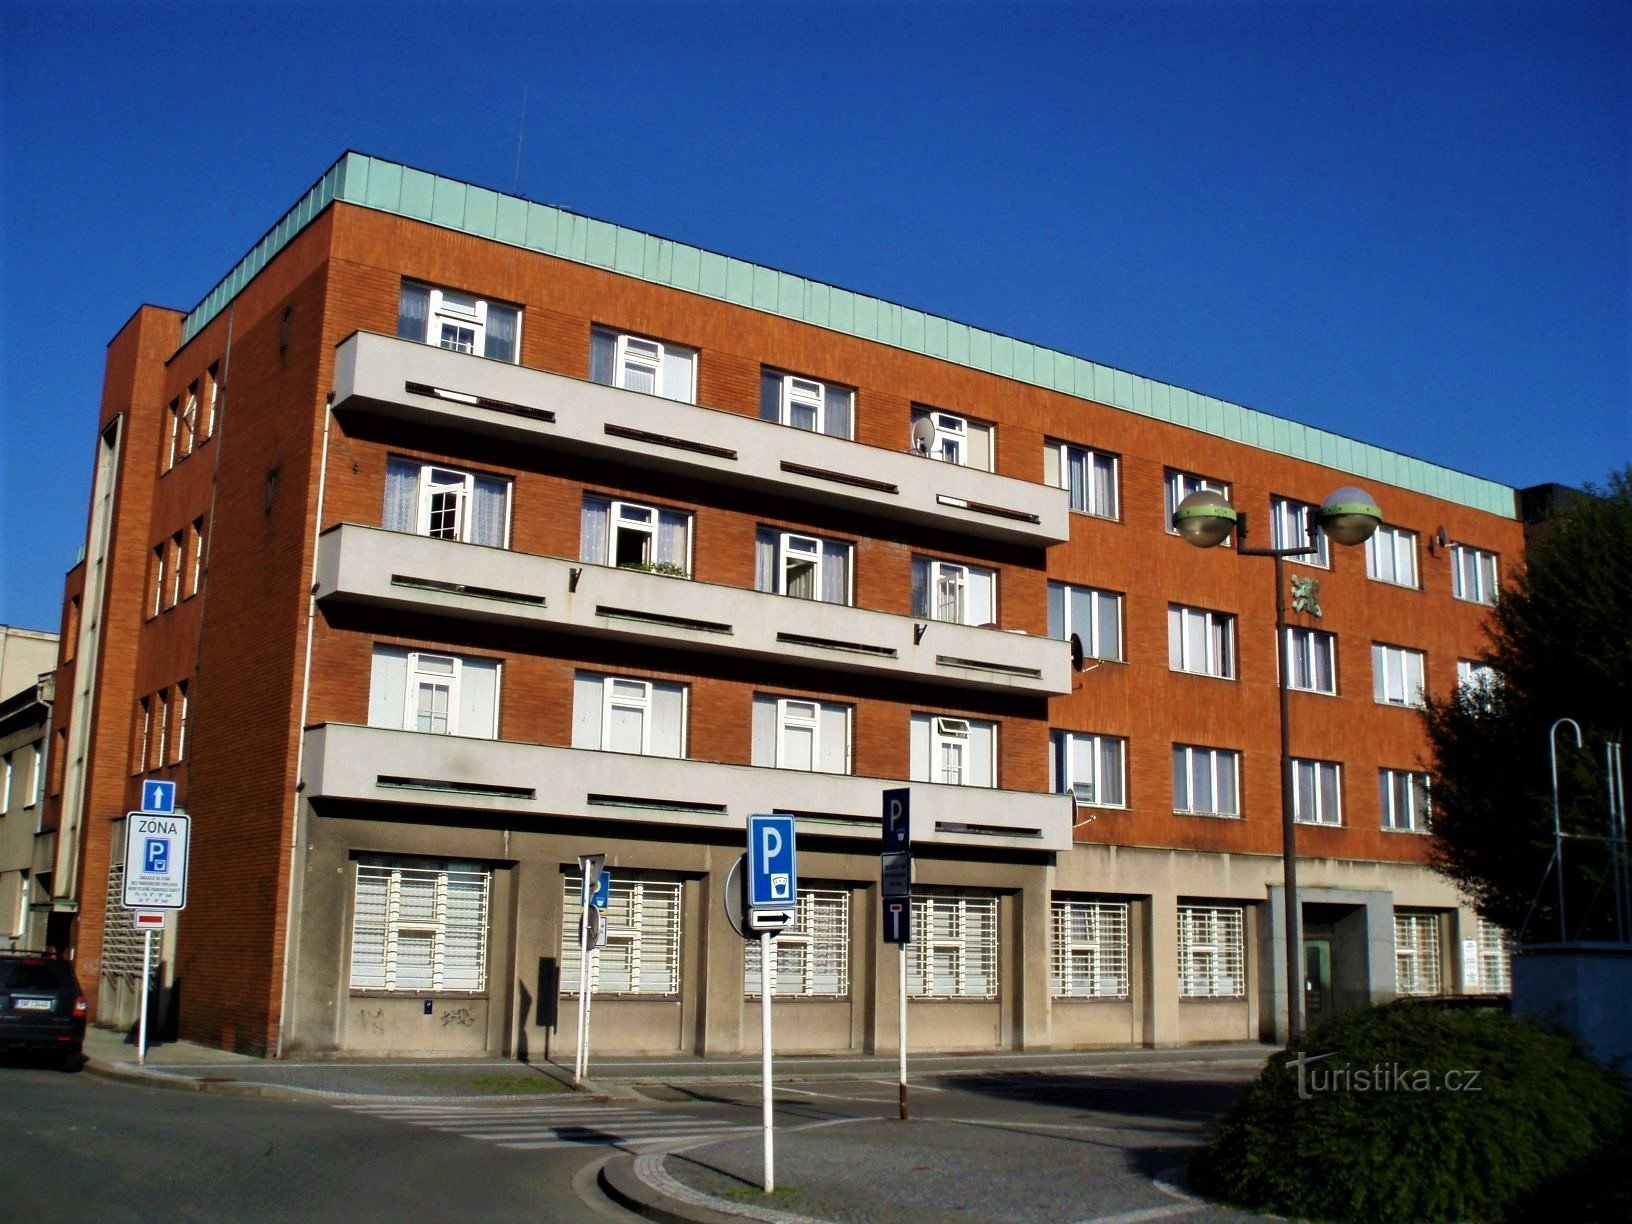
(141, 780), (176, 815)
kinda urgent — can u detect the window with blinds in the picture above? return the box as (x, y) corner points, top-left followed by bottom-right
(1394, 912), (1442, 996)
(561, 875), (683, 996)
(101, 860), (147, 980)
(745, 888), (850, 997)
(1051, 898), (1130, 999)
(907, 893), (998, 998)
(349, 860), (491, 992)
(1178, 904), (1246, 998)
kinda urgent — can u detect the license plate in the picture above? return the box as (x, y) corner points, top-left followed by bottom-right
(13, 998), (53, 1011)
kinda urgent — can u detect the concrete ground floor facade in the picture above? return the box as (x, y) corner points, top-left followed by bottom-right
(257, 795), (1482, 1060)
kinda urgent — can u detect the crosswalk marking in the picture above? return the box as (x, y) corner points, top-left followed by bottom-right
(337, 1097), (750, 1154)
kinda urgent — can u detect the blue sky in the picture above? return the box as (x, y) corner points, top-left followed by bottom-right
(2, 0), (1627, 633)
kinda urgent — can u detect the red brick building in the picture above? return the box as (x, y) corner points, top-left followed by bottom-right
(43, 154), (1524, 1056)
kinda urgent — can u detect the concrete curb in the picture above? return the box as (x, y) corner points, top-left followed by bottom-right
(600, 1152), (823, 1224)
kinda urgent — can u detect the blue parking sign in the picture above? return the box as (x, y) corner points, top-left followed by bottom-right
(145, 837), (170, 874)
(747, 814), (797, 909)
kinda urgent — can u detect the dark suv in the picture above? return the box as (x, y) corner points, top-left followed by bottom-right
(0, 951), (87, 1067)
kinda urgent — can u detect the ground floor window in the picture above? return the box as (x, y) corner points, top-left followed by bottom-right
(350, 859), (491, 992)
(1178, 904), (1246, 998)
(1394, 911), (1442, 996)
(908, 892), (997, 998)
(562, 874), (683, 996)
(1475, 917), (1512, 993)
(1051, 897), (1130, 999)
(745, 888), (850, 997)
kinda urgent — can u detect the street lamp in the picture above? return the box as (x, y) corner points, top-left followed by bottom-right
(1173, 486), (1381, 1043)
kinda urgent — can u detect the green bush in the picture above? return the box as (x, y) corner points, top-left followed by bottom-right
(1189, 1003), (1628, 1222)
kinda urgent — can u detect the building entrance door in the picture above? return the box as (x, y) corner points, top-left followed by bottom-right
(1304, 938), (1332, 1023)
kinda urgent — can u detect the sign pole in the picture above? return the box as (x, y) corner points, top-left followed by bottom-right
(574, 876), (590, 1086)
(138, 928), (153, 1066)
(762, 929), (775, 1193)
(899, 941), (909, 1120)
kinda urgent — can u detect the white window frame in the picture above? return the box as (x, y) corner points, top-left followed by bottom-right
(778, 533), (823, 598)
(609, 499), (689, 574)
(908, 892), (998, 999)
(1168, 605), (1235, 678)
(745, 888), (850, 997)
(604, 678), (656, 755)
(169, 533), (184, 608)
(1173, 745), (1241, 817)
(1372, 643), (1426, 708)
(1165, 470), (1230, 539)
(166, 398), (181, 470)
(784, 375), (826, 432)
(775, 698), (851, 773)
(178, 384), (199, 459)
(1048, 581), (1123, 662)
(1, 754), (10, 811)
(349, 860), (491, 993)
(1365, 523), (1418, 587)
(592, 328), (697, 402)
(399, 282), (521, 362)
(203, 363), (220, 439)
(153, 689), (169, 772)
(1292, 758), (1343, 826)
(1380, 768), (1431, 832)
(1457, 659), (1499, 700)
(1270, 496), (1329, 567)
(30, 743), (44, 809)
(187, 519), (204, 598)
(406, 652), (461, 736)
(1284, 626), (1337, 695)
(1046, 441), (1119, 519)
(1052, 898), (1130, 999)
(1394, 911), (1442, 995)
(1050, 730), (1127, 809)
(175, 682), (188, 763)
(152, 544), (166, 618)
(562, 875), (683, 996)
(390, 458), (512, 548)
(916, 559), (997, 626)
(135, 698), (150, 775)
(1450, 544), (1500, 605)
(1178, 904), (1246, 998)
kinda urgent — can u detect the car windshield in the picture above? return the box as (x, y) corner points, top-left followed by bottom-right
(0, 961), (65, 991)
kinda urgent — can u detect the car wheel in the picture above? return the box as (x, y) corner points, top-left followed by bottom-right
(58, 1048), (85, 1073)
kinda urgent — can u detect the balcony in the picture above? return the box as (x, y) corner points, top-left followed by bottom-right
(332, 331), (1070, 547)
(302, 722), (1073, 853)
(314, 524), (1072, 696)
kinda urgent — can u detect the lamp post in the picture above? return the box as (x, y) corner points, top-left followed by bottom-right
(1172, 486), (1381, 1044)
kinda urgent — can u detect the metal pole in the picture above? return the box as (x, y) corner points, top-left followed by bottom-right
(1609, 742), (1628, 943)
(898, 941), (909, 1120)
(137, 928), (152, 1066)
(1273, 552), (1303, 1045)
(761, 930), (775, 1193)
(1550, 718), (1582, 942)
(574, 882), (590, 1085)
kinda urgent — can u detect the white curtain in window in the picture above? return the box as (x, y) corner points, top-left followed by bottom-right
(908, 714), (931, 781)
(368, 647), (409, 729)
(1046, 582), (1065, 638)
(472, 476), (507, 546)
(1091, 454), (1115, 515)
(754, 528), (776, 593)
(483, 305), (517, 362)
(821, 541), (849, 604)
(1066, 448), (1088, 510)
(650, 683), (685, 757)
(580, 498), (609, 564)
(458, 658), (500, 739)
(396, 283), (429, 341)
(966, 421), (991, 470)
(660, 348), (693, 402)
(760, 371), (782, 422)
(819, 705), (849, 774)
(656, 510), (686, 568)
(910, 556), (930, 617)
(384, 459), (419, 532)
(822, 386), (851, 438)
(968, 722), (995, 786)
(750, 694), (778, 766)
(571, 672), (604, 749)
(589, 330), (616, 385)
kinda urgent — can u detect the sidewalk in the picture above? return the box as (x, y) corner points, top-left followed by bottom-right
(81, 1027), (1269, 1221)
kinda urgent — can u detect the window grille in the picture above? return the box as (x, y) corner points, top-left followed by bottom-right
(561, 875), (683, 996)
(100, 860), (147, 979)
(745, 889), (850, 996)
(907, 893), (997, 998)
(1476, 917), (1512, 993)
(1051, 899), (1129, 998)
(349, 861), (490, 992)
(1178, 904), (1246, 998)
(1395, 911), (1442, 995)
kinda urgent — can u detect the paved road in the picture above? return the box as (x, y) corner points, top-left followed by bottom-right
(0, 1064), (639, 1222)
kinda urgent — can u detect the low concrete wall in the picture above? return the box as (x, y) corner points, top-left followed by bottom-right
(1051, 999), (1138, 1047)
(555, 997), (686, 1056)
(739, 999), (856, 1054)
(344, 995), (490, 1055)
(1179, 999), (1252, 1043)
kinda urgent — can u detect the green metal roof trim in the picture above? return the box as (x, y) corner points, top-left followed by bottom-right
(181, 152), (1517, 518)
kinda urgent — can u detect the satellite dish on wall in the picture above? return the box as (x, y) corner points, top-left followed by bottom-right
(1070, 633), (1085, 672)
(910, 416), (936, 455)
